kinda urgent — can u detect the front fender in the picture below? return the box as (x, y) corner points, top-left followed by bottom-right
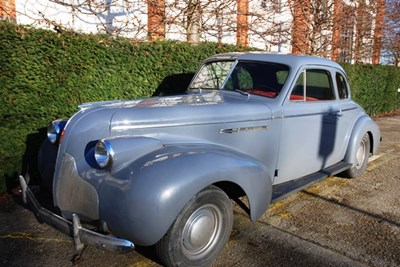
(98, 145), (272, 246)
(344, 115), (381, 165)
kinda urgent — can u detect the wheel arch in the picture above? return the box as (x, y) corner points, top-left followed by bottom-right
(366, 130), (376, 155)
(344, 115), (380, 166)
(213, 181), (255, 220)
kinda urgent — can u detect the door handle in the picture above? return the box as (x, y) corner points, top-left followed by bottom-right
(335, 110), (343, 117)
(329, 110), (342, 118)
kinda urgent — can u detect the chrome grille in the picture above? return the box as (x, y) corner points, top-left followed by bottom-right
(55, 153), (99, 220)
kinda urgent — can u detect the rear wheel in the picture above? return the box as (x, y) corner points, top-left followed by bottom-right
(343, 133), (370, 178)
(155, 185), (233, 267)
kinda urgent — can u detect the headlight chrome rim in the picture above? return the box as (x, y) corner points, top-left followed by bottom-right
(95, 139), (114, 168)
(47, 120), (67, 144)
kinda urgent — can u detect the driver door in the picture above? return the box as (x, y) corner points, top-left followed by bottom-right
(276, 67), (344, 184)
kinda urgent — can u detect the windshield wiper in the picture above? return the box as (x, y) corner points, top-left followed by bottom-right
(232, 89), (250, 96)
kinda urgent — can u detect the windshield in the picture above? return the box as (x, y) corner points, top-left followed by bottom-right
(190, 61), (235, 90)
(190, 60), (290, 98)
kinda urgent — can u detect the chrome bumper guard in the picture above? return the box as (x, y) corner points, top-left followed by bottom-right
(19, 175), (134, 253)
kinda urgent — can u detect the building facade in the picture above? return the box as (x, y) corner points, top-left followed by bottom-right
(1, 0), (385, 64)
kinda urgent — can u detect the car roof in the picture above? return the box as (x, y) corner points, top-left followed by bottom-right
(205, 52), (345, 72)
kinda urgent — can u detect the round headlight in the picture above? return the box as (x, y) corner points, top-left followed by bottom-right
(95, 139), (113, 168)
(47, 120), (66, 144)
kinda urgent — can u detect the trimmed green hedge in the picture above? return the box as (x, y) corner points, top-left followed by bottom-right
(342, 63), (400, 115)
(0, 22), (253, 191)
(1, 21), (399, 191)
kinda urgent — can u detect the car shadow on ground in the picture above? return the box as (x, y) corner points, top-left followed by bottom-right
(302, 190), (400, 228)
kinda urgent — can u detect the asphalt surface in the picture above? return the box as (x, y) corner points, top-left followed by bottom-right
(1, 115), (399, 267)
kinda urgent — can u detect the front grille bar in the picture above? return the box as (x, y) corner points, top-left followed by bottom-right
(19, 175), (134, 253)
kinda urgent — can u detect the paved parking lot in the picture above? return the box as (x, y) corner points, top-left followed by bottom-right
(1, 115), (399, 267)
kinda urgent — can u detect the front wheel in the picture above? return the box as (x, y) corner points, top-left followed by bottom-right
(155, 185), (233, 267)
(342, 133), (370, 178)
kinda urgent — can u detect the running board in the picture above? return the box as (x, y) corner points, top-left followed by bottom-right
(271, 161), (351, 203)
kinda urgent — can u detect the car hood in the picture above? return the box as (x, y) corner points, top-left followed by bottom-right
(90, 91), (273, 134)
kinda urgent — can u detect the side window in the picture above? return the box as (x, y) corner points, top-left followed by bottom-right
(290, 69), (335, 101)
(336, 73), (349, 99)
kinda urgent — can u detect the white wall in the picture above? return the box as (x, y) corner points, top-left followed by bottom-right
(15, 0), (293, 51)
(16, 0), (148, 39)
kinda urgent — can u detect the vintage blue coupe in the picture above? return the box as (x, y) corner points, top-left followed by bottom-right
(20, 53), (380, 266)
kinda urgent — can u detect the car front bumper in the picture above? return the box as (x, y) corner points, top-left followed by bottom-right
(18, 175), (135, 253)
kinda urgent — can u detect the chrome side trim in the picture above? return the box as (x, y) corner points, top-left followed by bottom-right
(219, 125), (270, 134)
(19, 175), (134, 253)
(284, 111), (338, 119)
(112, 118), (271, 131)
(341, 107), (358, 112)
(284, 106), (358, 119)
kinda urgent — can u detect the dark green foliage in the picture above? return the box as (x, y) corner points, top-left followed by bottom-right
(0, 21), (252, 191)
(341, 63), (400, 115)
(1, 21), (399, 191)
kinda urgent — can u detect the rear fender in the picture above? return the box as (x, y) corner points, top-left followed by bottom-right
(344, 115), (381, 166)
(99, 145), (272, 246)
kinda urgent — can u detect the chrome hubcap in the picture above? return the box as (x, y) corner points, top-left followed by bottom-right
(355, 139), (366, 169)
(182, 203), (223, 260)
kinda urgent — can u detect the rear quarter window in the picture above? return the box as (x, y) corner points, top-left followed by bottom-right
(336, 73), (349, 99)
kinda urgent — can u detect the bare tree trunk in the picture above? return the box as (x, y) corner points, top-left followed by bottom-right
(372, 0), (385, 64)
(290, 0), (311, 54)
(237, 0), (248, 47)
(0, 0), (16, 21)
(186, 0), (201, 43)
(331, 0), (342, 61)
(148, 0), (165, 40)
(354, 0), (366, 63)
